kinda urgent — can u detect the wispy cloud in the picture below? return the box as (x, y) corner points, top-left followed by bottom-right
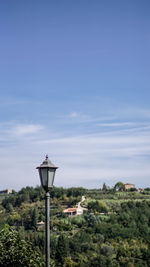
(69, 112), (78, 118)
(11, 124), (44, 136)
(59, 112), (117, 125)
(1, 105), (150, 190)
(31, 124), (150, 188)
(97, 122), (140, 127)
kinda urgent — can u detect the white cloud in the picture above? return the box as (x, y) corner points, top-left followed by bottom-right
(69, 112), (78, 118)
(11, 124), (44, 136)
(97, 122), (140, 127)
(0, 115), (150, 190)
(31, 126), (150, 188)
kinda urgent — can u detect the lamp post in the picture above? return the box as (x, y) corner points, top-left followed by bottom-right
(36, 155), (58, 267)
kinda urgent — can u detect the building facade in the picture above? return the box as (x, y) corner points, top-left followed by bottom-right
(0, 189), (12, 195)
(124, 183), (135, 190)
(63, 207), (83, 217)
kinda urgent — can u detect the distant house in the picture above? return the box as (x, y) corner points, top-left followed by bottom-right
(37, 221), (45, 226)
(137, 188), (144, 193)
(0, 189), (12, 195)
(124, 183), (135, 190)
(63, 207), (83, 217)
(37, 221), (45, 230)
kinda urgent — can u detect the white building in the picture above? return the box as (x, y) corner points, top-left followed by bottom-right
(63, 207), (83, 217)
(124, 183), (135, 190)
(0, 189), (12, 195)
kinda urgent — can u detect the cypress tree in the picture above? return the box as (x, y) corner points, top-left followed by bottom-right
(56, 234), (69, 264)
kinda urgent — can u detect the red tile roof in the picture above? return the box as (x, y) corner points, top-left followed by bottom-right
(64, 207), (77, 213)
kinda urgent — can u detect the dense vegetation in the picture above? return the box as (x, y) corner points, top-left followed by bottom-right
(0, 184), (150, 266)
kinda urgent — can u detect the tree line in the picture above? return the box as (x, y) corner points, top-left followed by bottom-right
(0, 185), (150, 266)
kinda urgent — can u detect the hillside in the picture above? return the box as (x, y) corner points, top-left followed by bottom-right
(0, 186), (150, 266)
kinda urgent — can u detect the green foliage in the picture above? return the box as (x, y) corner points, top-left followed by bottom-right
(0, 224), (44, 267)
(114, 182), (125, 192)
(87, 200), (108, 213)
(102, 183), (108, 192)
(31, 208), (38, 230)
(84, 213), (100, 227)
(2, 186), (44, 209)
(56, 234), (69, 265)
(1, 185), (150, 266)
(63, 257), (78, 267)
(50, 187), (86, 199)
(5, 203), (13, 213)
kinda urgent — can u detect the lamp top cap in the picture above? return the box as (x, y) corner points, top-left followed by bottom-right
(36, 155), (58, 169)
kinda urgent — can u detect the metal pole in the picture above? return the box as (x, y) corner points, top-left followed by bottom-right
(45, 191), (50, 267)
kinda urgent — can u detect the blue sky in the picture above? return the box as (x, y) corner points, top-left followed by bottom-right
(0, 0), (150, 190)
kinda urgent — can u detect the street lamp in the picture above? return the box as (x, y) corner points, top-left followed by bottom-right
(36, 155), (58, 267)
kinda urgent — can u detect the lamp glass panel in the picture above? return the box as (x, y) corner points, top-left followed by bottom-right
(40, 169), (48, 187)
(48, 169), (55, 187)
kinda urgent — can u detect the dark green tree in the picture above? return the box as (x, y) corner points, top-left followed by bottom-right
(56, 234), (69, 265)
(5, 203), (13, 213)
(31, 208), (38, 230)
(102, 183), (107, 192)
(0, 224), (44, 267)
(114, 182), (125, 192)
